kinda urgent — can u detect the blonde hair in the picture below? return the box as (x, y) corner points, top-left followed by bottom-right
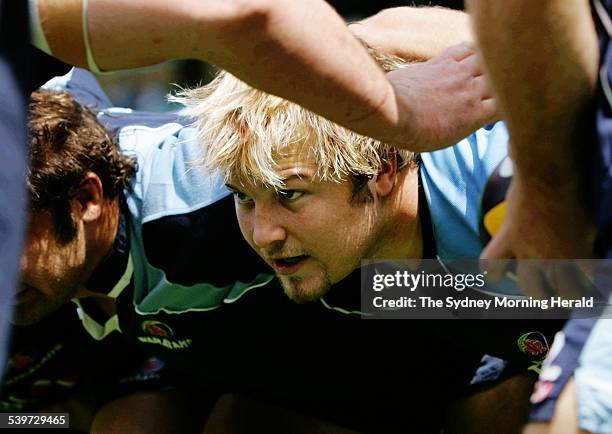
(172, 44), (417, 189)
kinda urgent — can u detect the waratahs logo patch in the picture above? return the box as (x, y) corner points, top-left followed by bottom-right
(142, 321), (174, 339)
(138, 321), (192, 350)
(517, 331), (549, 360)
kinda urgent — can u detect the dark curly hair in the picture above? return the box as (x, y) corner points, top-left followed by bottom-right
(28, 90), (136, 243)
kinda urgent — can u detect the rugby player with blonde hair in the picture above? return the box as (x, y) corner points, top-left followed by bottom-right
(175, 45), (562, 433)
(176, 44), (506, 303)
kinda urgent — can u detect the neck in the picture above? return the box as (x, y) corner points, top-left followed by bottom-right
(74, 199), (121, 299)
(369, 167), (422, 260)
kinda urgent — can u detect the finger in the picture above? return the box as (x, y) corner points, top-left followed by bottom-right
(548, 260), (594, 300)
(459, 51), (483, 77)
(480, 228), (514, 281)
(442, 41), (476, 62)
(517, 261), (551, 299)
(480, 98), (499, 124)
(472, 75), (493, 101)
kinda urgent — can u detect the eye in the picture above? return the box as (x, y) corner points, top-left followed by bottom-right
(277, 190), (304, 201)
(233, 191), (253, 204)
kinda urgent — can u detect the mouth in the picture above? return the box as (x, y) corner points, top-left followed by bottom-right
(271, 255), (309, 275)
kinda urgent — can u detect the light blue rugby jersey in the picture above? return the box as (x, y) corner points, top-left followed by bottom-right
(420, 122), (520, 296)
(117, 123), (272, 314)
(420, 122), (509, 259)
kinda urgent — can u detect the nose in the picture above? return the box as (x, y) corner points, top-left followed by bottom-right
(251, 205), (287, 250)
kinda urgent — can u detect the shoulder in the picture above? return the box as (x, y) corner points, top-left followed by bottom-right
(419, 122), (509, 259)
(420, 122), (509, 182)
(121, 124), (230, 224)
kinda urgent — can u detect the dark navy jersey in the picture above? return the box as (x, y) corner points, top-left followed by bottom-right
(527, 2), (612, 429)
(1, 304), (177, 412)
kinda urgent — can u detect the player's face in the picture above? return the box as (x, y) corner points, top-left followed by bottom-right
(14, 211), (88, 325)
(227, 150), (382, 303)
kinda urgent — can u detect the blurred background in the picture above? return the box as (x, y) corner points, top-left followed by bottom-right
(36, 0), (465, 112)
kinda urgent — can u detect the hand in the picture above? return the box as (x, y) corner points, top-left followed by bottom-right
(385, 41), (497, 151)
(481, 172), (597, 299)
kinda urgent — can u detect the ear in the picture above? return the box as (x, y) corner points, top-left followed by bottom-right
(372, 150), (398, 198)
(73, 172), (105, 223)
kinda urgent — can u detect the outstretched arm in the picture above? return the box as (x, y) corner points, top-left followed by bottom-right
(468, 0), (598, 261)
(34, 0), (493, 149)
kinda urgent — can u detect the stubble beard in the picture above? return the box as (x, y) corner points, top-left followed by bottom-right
(13, 268), (84, 326)
(278, 268), (333, 304)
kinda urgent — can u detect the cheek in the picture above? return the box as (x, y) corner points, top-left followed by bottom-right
(20, 242), (45, 279)
(320, 207), (373, 257)
(301, 210), (354, 252)
(235, 207), (255, 246)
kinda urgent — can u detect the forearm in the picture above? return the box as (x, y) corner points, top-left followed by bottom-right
(181, 0), (399, 139)
(468, 0), (598, 190)
(36, 0), (399, 142)
(350, 6), (472, 61)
